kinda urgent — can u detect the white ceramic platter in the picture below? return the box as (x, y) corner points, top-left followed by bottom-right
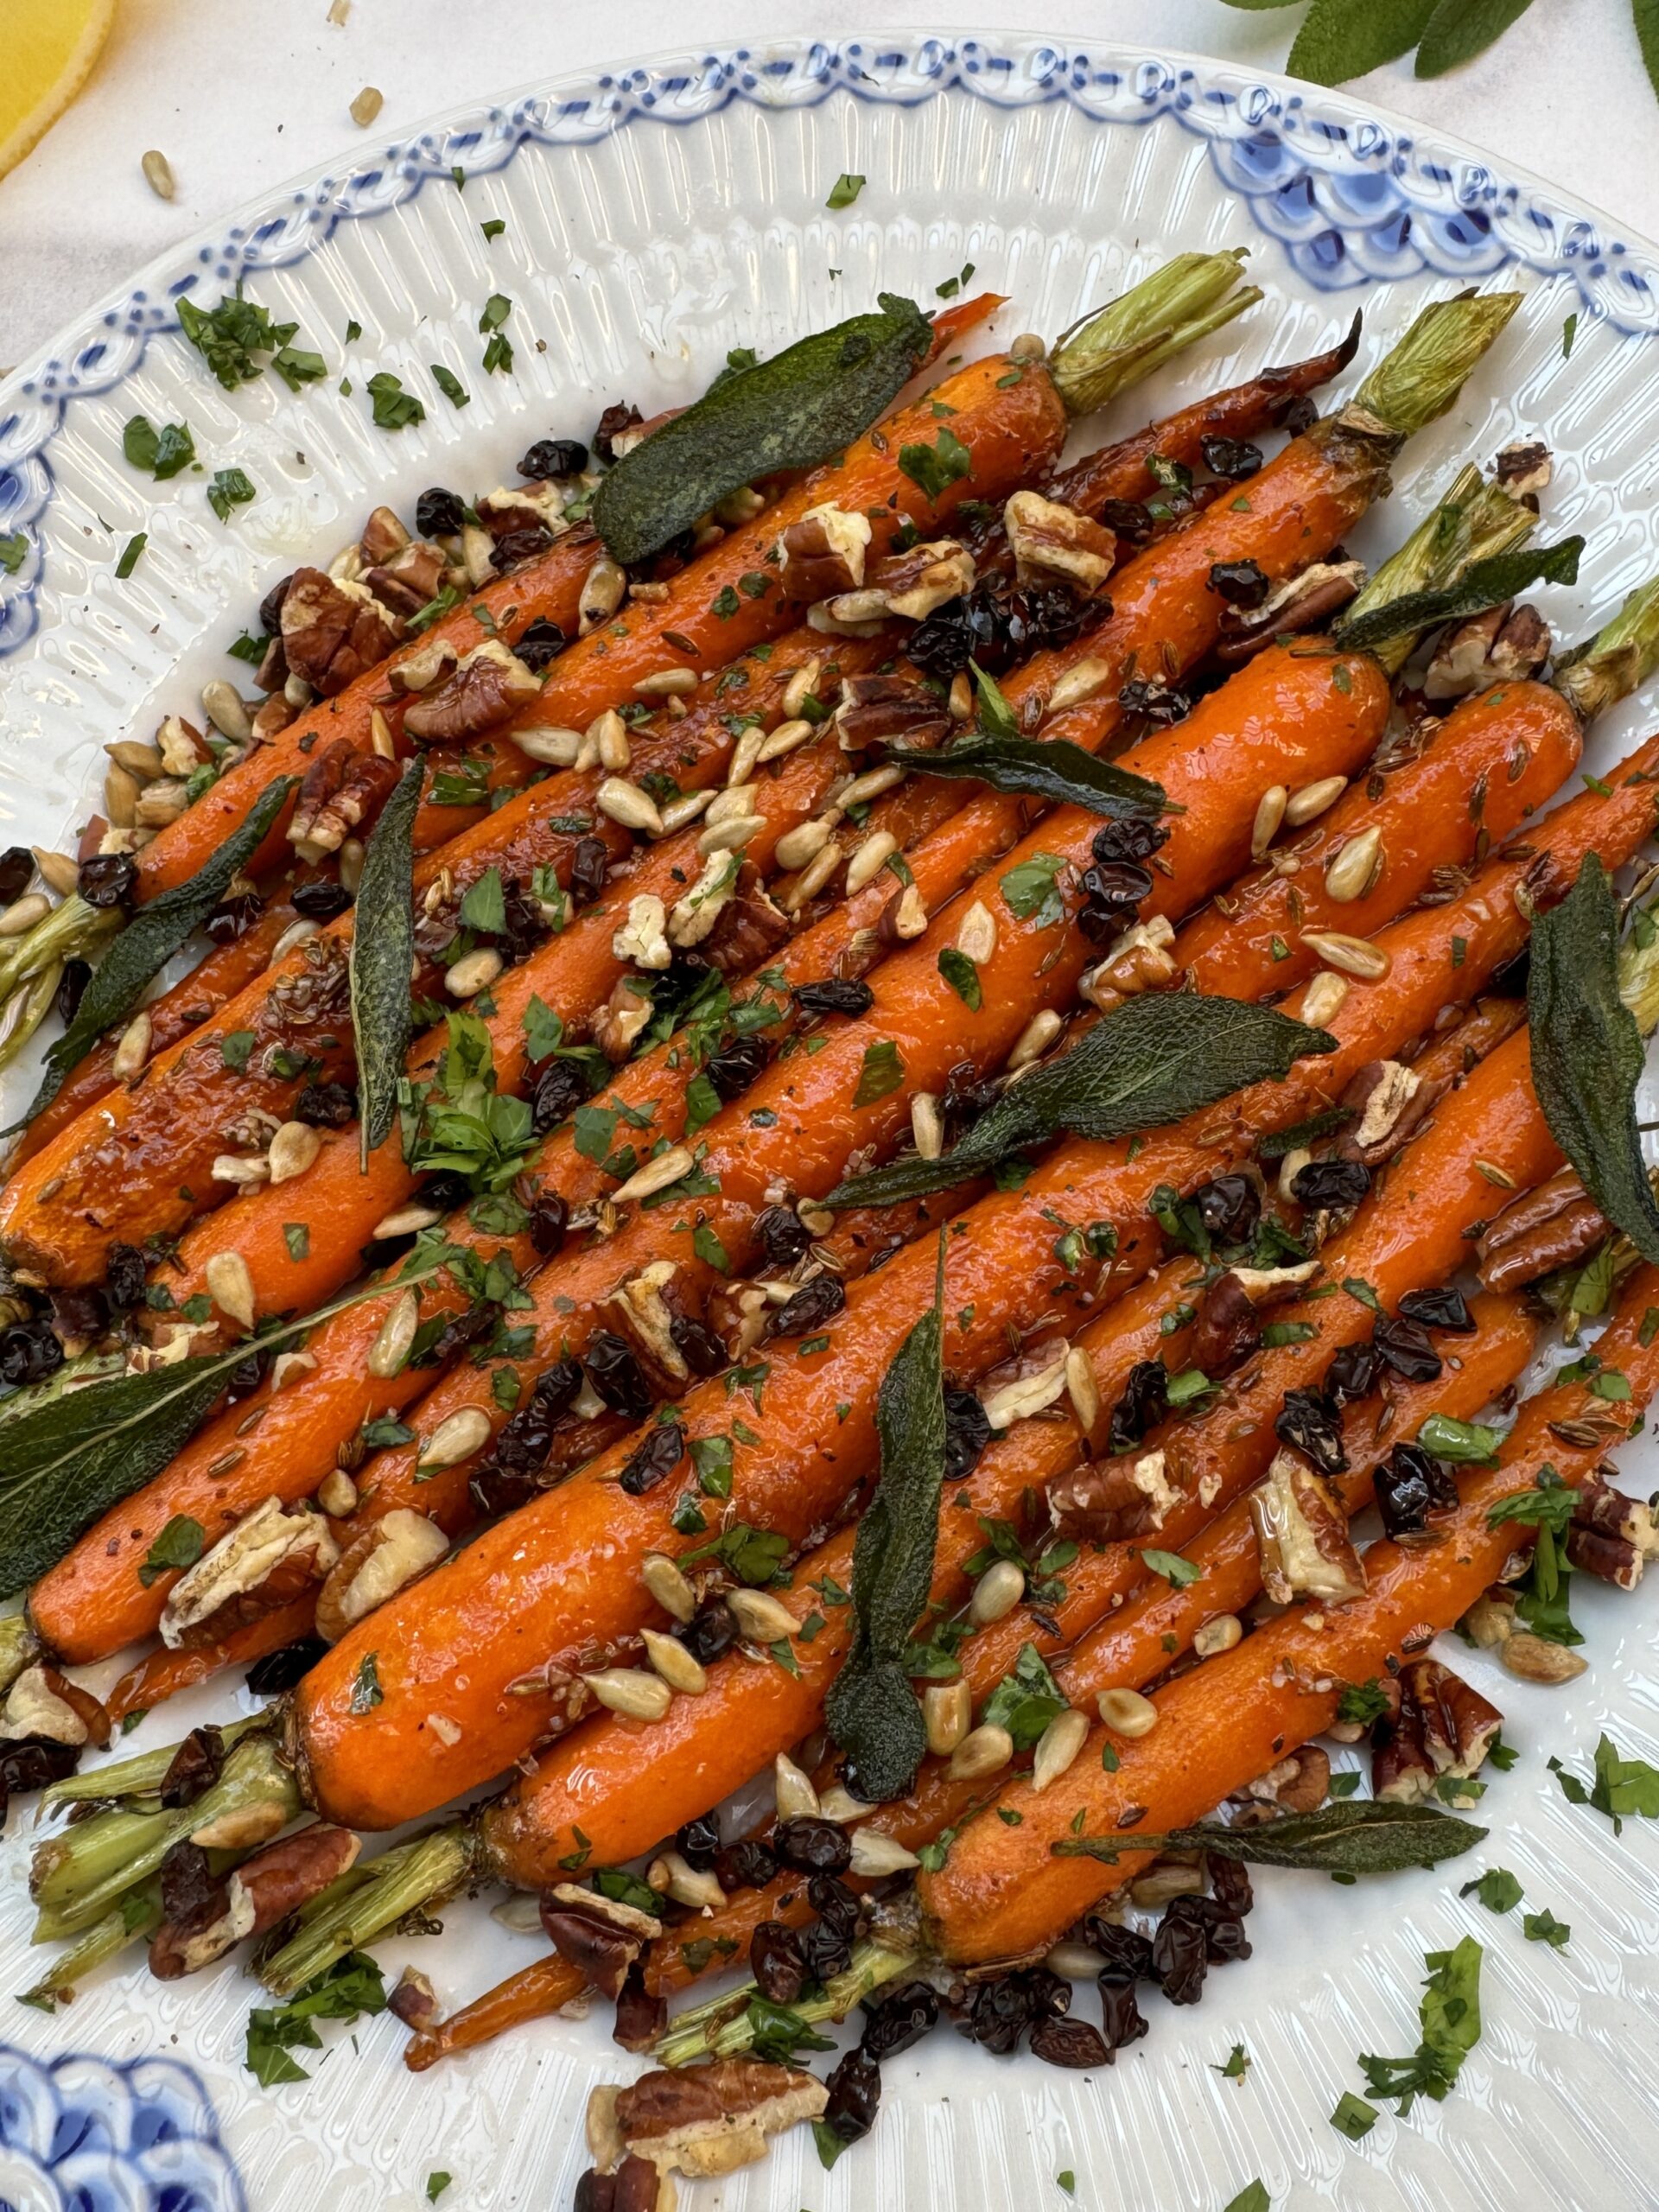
(3, 35), (1659, 2212)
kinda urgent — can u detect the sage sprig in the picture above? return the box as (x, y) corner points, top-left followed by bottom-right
(824, 1238), (946, 1802)
(1332, 537), (1583, 656)
(828, 994), (1334, 1208)
(885, 729), (1165, 819)
(1053, 1800), (1486, 1874)
(593, 296), (932, 565)
(351, 759), (423, 1167)
(7, 776), (296, 1132)
(1528, 854), (1659, 1264)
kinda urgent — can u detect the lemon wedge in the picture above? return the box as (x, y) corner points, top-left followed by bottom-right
(0, 0), (118, 182)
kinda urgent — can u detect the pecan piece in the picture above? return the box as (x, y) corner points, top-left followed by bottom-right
(1333, 1058), (1448, 1167)
(699, 873), (791, 973)
(1373, 1657), (1501, 1805)
(280, 566), (406, 696)
(149, 1822), (361, 1978)
(777, 505), (871, 601)
(1567, 1470), (1659, 1589)
(160, 1498), (340, 1650)
(1215, 559), (1366, 666)
(614, 2056), (828, 2178)
(1249, 1449), (1366, 1605)
(315, 1508), (448, 1643)
(828, 539), (976, 626)
(608, 1261), (695, 1388)
(1493, 439), (1553, 501)
(1050, 1446), (1175, 1541)
(1477, 1168), (1608, 1294)
(1004, 489), (1115, 594)
(363, 537), (448, 618)
(1424, 601), (1552, 702)
(288, 738), (402, 860)
(0, 1663), (107, 1748)
(540, 1883), (659, 2002)
(978, 1334), (1070, 1429)
(403, 639), (541, 744)
(832, 671), (952, 755)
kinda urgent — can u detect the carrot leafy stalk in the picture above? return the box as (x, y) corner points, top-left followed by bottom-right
(1048, 250), (1262, 414)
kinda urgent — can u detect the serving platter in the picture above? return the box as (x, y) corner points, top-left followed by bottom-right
(2, 34), (1659, 2212)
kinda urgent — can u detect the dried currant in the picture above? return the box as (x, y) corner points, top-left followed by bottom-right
(943, 1384), (993, 1481)
(0, 848), (32, 905)
(0, 1323), (62, 1388)
(291, 877), (353, 922)
(796, 1918), (853, 1984)
(1086, 1920), (1155, 1986)
(1031, 2015), (1110, 2068)
(245, 1637), (328, 1696)
(705, 1033), (768, 1103)
(1398, 1285), (1476, 1334)
(296, 1080), (357, 1128)
(514, 618), (568, 674)
(1108, 1359), (1170, 1454)
(793, 977), (874, 1018)
(1192, 1173), (1260, 1246)
(1292, 1157), (1371, 1211)
(205, 889), (264, 944)
(0, 1736), (79, 1821)
(965, 1974), (1036, 2055)
(493, 524), (555, 571)
(1279, 394), (1319, 437)
(519, 437), (589, 480)
(676, 1814), (721, 1869)
(1151, 1906), (1209, 2003)
(1097, 1977), (1149, 2055)
(583, 1332), (652, 1418)
(767, 1274), (845, 1341)
(680, 1603), (741, 1669)
(528, 1190), (569, 1258)
(1207, 557), (1271, 608)
(1274, 1384), (1348, 1476)
(940, 1059), (1001, 1134)
(1098, 497), (1154, 545)
(158, 1726), (225, 1808)
(531, 1058), (591, 1135)
(807, 1873), (861, 1937)
(821, 2046), (881, 2145)
(1370, 1313), (1443, 1384)
(861, 1979), (940, 2059)
(54, 957), (91, 1025)
(77, 853), (137, 910)
(1323, 1337), (1380, 1408)
(772, 1816), (852, 1876)
(569, 837), (611, 908)
(1209, 1855), (1254, 1918)
(753, 1204), (811, 1270)
(1199, 434), (1262, 481)
(1090, 814), (1170, 868)
(1076, 858), (1152, 944)
(1117, 677), (1190, 728)
(415, 486), (466, 538)
(105, 1241), (148, 1311)
(668, 1313), (726, 1376)
(619, 1421), (685, 1497)
(750, 1919), (808, 2005)
(712, 1835), (777, 1893)
(1375, 1439), (1458, 1541)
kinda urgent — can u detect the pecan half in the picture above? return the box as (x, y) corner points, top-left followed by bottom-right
(280, 567), (405, 696)
(1373, 1657), (1501, 1805)
(615, 2056), (828, 2178)
(1567, 1470), (1659, 1589)
(832, 671), (952, 755)
(149, 1822), (361, 1978)
(1050, 1446), (1176, 1541)
(1249, 1449), (1366, 1605)
(1004, 489), (1115, 594)
(160, 1498), (340, 1650)
(700, 874), (791, 973)
(541, 1883), (658, 2002)
(608, 1261), (695, 1388)
(978, 1334), (1070, 1429)
(777, 505), (872, 601)
(1333, 1058), (1448, 1167)
(403, 639), (541, 744)
(1477, 1168), (1607, 1293)
(1215, 559), (1366, 667)
(315, 1509), (448, 1643)
(288, 738), (402, 860)
(1424, 601), (1552, 702)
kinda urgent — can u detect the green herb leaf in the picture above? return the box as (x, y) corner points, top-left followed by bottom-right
(350, 1652), (384, 1713)
(1528, 853), (1659, 1262)
(1054, 1800), (1485, 1873)
(1524, 1908), (1570, 1947)
(1000, 850), (1068, 926)
(594, 296), (931, 564)
(885, 728), (1166, 819)
(431, 364), (470, 408)
(1357, 1936), (1483, 2113)
(350, 759), (423, 1165)
(207, 467), (257, 524)
(1415, 0), (1537, 74)
(366, 371), (425, 430)
(1222, 2187), (1271, 2212)
(1460, 1866), (1523, 1913)
(1332, 537), (1583, 653)
(898, 423), (974, 503)
(1287, 0), (1440, 85)
(115, 532), (147, 578)
(177, 293), (312, 389)
(981, 1642), (1067, 1751)
(1417, 1413), (1501, 1465)
(245, 1952), (386, 2087)
(852, 1038), (906, 1109)
(1640, 0), (1659, 100)
(0, 532), (28, 574)
(1141, 1548), (1202, 1586)
(826, 172), (867, 208)
(830, 994), (1335, 1208)
(1550, 1732), (1659, 1830)
(123, 415), (196, 479)
(1330, 2091), (1379, 2140)
(137, 1513), (206, 1586)
(9, 774), (296, 1131)
(938, 946), (982, 1011)
(426, 2176), (452, 2203)
(824, 1237), (945, 1801)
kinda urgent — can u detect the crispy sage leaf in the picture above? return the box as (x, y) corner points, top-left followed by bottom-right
(1528, 853), (1659, 1263)
(885, 730), (1166, 819)
(593, 296), (932, 565)
(1332, 536), (1583, 654)
(828, 994), (1335, 1208)
(351, 759), (423, 1167)
(1052, 1801), (1486, 1874)
(9, 775), (296, 1131)
(824, 1238), (945, 1802)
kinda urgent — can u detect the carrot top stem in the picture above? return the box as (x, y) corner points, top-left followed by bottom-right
(654, 1931), (919, 2068)
(1343, 459), (1536, 676)
(41, 1710), (269, 1809)
(19, 1885), (161, 2013)
(257, 1822), (474, 2000)
(1350, 289), (1520, 438)
(1049, 249), (1262, 415)
(0, 894), (117, 1008)
(1556, 575), (1659, 721)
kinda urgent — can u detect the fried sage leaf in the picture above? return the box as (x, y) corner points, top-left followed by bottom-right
(824, 1239), (946, 1802)
(828, 994), (1335, 1208)
(885, 730), (1165, 818)
(1332, 535), (1583, 655)
(593, 295), (933, 565)
(9, 775), (296, 1130)
(351, 759), (423, 1167)
(1053, 1800), (1486, 1874)
(1528, 853), (1659, 1263)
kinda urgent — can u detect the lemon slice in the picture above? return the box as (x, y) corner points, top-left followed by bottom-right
(0, 0), (118, 182)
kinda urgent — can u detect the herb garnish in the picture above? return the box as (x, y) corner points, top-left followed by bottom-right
(138, 1514), (206, 1586)
(366, 372), (426, 430)
(123, 415), (195, 479)
(1054, 1801), (1485, 1872)
(207, 468), (256, 523)
(825, 173), (867, 208)
(1333, 537), (1582, 655)
(885, 670), (1166, 817)
(349, 759), (422, 1165)
(177, 293), (323, 391)
(1548, 1732), (1659, 1829)
(897, 423), (973, 502)
(245, 1952), (386, 2086)
(1357, 1936), (1484, 2115)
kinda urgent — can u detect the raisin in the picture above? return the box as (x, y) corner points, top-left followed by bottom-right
(1207, 557), (1270, 608)
(712, 1836), (777, 1892)
(1086, 1920), (1154, 1986)
(528, 1191), (569, 1258)
(1192, 1173), (1260, 1246)
(0, 1323), (62, 1388)
(583, 1332), (652, 1417)
(500, 880), (548, 963)
(1199, 434), (1263, 481)
(77, 853), (137, 910)
(772, 1816), (852, 1876)
(796, 1918), (853, 1984)
(619, 1421), (685, 1497)
(105, 1241), (149, 1311)
(1097, 1977), (1149, 2055)
(1117, 677), (1190, 728)
(1371, 1313), (1443, 1384)
(515, 617), (568, 674)
(906, 591), (1001, 681)
(569, 837), (610, 908)
(1031, 2014), (1109, 2068)
(296, 1080), (357, 1128)
(54, 957), (92, 1026)
(1292, 1157), (1370, 1210)
(1090, 815), (1169, 868)
(680, 1603), (740, 1669)
(964, 1974), (1036, 2055)
(415, 486), (465, 538)
(793, 977), (874, 1018)
(750, 1919), (808, 2005)
(807, 1872), (861, 1937)
(493, 524), (555, 572)
(1076, 858), (1152, 944)
(594, 404), (644, 464)
(753, 1205), (811, 1270)
(1109, 1359), (1170, 1454)
(419, 1170), (473, 1216)
(908, 581), (1094, 683)
(1324, 1337), (1380, 1408)
(245, 1637), (328, 1695)
(822, 2046), (881, 2145)
(676, 1814), (721, 1869)
(1209, 1855), (1254, 1918)
(1151, 1907), (1208, 2003)
(519, 438), (589, 480)
(767, 1274), (844, 1342)
(1279, 394), (1319, 437)
(1274, 1384), (1348, 1476)
(1098, 498), (1154, 545)
(1375, 1439), (1458, 1540)
(1398, 1285), (1476, 1334)
(943, 1384), (993, 1480)
(158, 1725), (225, 1808)
(861, 1980), (939, 2059)
(205, 889), (264, 944)
(705, 1033), (768, 1103)
(0, 1735), (79, 1821)
(531, 1058), (591, 1135)
(668, 1313), (726, 1376)
(290, 877), (353, 922)
(940, 1059), (1001, 1135)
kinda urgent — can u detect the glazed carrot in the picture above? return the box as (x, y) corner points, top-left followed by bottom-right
(10, 903), (302, 1168)
(641, 1292), (1535, 1995)
(288, 739), (1657, 1829)
(404, 1955), (588, 2074)
(104, 1599), (315, 1727)
(918, 1264), (1659, 1963)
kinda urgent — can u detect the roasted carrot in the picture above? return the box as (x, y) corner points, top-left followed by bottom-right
(918, 1263), (1659, 1963)
(285, 738), (1656, 1829)
(104, 1599), (315, 1727)
(404, 1955), (588, 2074)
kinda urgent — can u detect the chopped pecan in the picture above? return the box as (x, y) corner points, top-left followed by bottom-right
(1079, 915), (1179, 1011)
(1424, 601), (1552, 702)
(1374, 1657), (1501, 1805)
(1249, 1449), (1366, 1605)
(363, 537), (448, 618)
(608, 1261), (695, 1388)
(389, 1965), (441, 2031)
(149, 1822), (361, 1978)
(385, 633), (461, 696)
(1477, 1168), (1607, 1293)
(1333, 1058), (1448, 1166)
(1567, 1470), (1659, 1589)
(1493, 439), (1553, 502)
(1050, 1446), (1175, 1541)
(1185, 1257), (1317, 1381)
(315, 1508), (448, 1643)
(594, 976), (655, 1063)
(403, 639), (541, 744)
(540, 1883), (658, 2002)
(777, 505), (871, 601)
(0, 1663), (106, 1748)
(978, 1335), (1070, 1429)
(288, 738), (402, 860)
(615, 2056), (827, 2178)
(699, 873), (791, 973)
(160, 1498), (340, 1650)
(828, 540), (976, 626)
(832, 671), (953, 755)
(359, 505), (410, 566)
(1215, 559), (1365, 666)
(1004, 489), (1116, 594)
(1245, 1745), (1330, 1814)
(280, 566), (405, 696)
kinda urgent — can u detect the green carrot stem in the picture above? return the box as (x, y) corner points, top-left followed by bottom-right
(654, 1937), (917, 2068)
(0, 895), (118, 1004)
(1556, 576), (1659, 723)
(257, 1825), (474, 1999)
(1351, 290), (1521, 441)
(19, 1885), (161, 2011)
(1048, 251), (1261, 416)
(41, 1712), (268, 1810)
(1344, 461), (1537, 677)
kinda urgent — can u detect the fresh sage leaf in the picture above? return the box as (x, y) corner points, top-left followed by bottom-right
(1332, 536), (1583, 654)
(1640, 0), (1659, 101)
(594, 296), (932, 565)
(884, 729), (1166, 819)
(351, 759), (423, 1166)
(1528, 853), (1659, 1262)
(1053, 1800), (1486, 1873)
(828, 994), (1335, 1208)
(1414, 0), (1537, 74)
(825, 1238), (945, 1802)
(8, 775), (296, 1131)
(1287, 0), (1440, 84)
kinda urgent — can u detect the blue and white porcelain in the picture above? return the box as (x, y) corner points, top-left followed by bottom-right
(2, 37), (1658, 2212)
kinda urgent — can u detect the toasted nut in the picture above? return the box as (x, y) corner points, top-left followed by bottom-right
(579, 557), (627, 632)
(270, 1351), (316, 1394)
(211, 1153), (270, 1188)
(775, 819), (834, 872)
(980, 1343), (1069, 1430)
(882, 883), (928, 941)
(669, 852), (741, 948)
(956, 899), (997, 963)
(911, 1093), (944, 1161)
(111, 1009), (153, 1078)
(782, 658), (823, 720)
(969, 1557), (1026, 1625)
(818, 1784), (875, 1824)
(205, 1249), (257, 1332)
(367, 1287), (419, 1377)
(1046, 657), (1111, 716)
(613, 1145), (695, 1204)
(1286, 774), (1347, 826)
(1031, 1707), (1090, 1792)
(844, 830), (898, 894)
(660, 790), (715, 835)
(596, 777), (665, 836)
(836, 766), (906, 810)
(648, 1849), (724, 1910)
(0, 892), (49, 938)
(106, 739), (166, 779)
(0, 1666), (90, 1746)
(1499, 1631), (1588, 1685)
(267, 1120), (321, 1185)
(1300, 970), (1350, 1027)
(371, 1203), (442, 1239)
(200, 679), (253, 743)
(1251, 785), (1287, 862)
(315, 1509), (447, 1641)
(369, 708), (396, 760)
(949, 1723), (1014, 1781)
(640, 1627), (707, 1695)
(1460, 1591), (1516, 1649)
(349, 83), (384, 125)
(848, 1830), (921, 1877)
(1007, 1008), (1063, 1071)
(699, 813), (765, 856)
(642, 1552), (698, 1624)
(163, 1499), (339, 1650)
(30, 848), (79, 896)
(1324, 824), (1384, 903)
(728, 1588), (798, 1644)
(726, 725), (766, 787)
(418, 1406), (493, 1471)
(445, 946), (504, 999)
(134, 778), (189, 829)
(512, 726), (585, 766)
(1193, 1613), (1243, 1658)
(767, 1751), (820, 1821)
(317, 1467), (358, 1517)
(613, 893), (672, 973)
(1064, 1345), (1100, 1435)
(756, 716), (814, 764)
(634, 668), (698, 700)
(140, 147), (177, 199)
(589, 708), (632, 772)
(1097, 1688), (1159, 1738)
(1299, 930), (1391, 982)
(924, 1679), (971, 1756)
(583, 1668), (673, 1721)
(1130, 1862), (1208, 1908)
